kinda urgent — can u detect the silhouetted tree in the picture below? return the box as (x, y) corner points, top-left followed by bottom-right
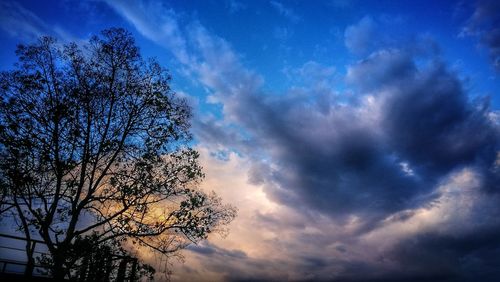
(0, 28), (236, 280)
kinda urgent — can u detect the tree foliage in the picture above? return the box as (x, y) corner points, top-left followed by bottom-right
(0, 28), (236, 279)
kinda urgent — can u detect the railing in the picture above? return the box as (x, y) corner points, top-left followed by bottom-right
(0, 233), (140, 281)
(0, 233), (49, 277)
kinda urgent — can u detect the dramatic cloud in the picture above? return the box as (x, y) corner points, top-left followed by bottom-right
(258, 53), (497, 220)
(105, 1), (500, 280)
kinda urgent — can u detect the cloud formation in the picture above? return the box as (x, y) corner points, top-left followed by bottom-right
(1, 1), (500, 280)
(105, 1), (500, 281)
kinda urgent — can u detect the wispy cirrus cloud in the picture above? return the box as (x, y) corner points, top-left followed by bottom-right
(104, 0), (191, 65)
(270, 1), (300, 23)
(226, 0), (246, 14)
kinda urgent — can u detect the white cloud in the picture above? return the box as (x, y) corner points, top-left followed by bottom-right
(105, 0), (191, 65)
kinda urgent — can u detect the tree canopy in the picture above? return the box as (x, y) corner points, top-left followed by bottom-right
(0, 28), (236, 280)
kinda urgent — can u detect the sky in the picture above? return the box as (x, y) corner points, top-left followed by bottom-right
(1, 0), (500, 281)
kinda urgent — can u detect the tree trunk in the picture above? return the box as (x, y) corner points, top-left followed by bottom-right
(116, 259), (128, 282)
(52, 254), (66, 280)
(24, 241), (36, 277)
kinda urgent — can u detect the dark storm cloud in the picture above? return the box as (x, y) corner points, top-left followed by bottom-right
(238, 50), (499, 221)
(383, 63), (498, 176)
(348, 48), (498, 174)
(232, 95), (416, 218)
(463, 0), (500, 72)
(380, 226), (500, 282)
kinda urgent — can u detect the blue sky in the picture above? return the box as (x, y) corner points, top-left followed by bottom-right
(1, 0), (500, 281)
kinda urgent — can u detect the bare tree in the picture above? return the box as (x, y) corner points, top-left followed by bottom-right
(0, 28), (236, 280)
